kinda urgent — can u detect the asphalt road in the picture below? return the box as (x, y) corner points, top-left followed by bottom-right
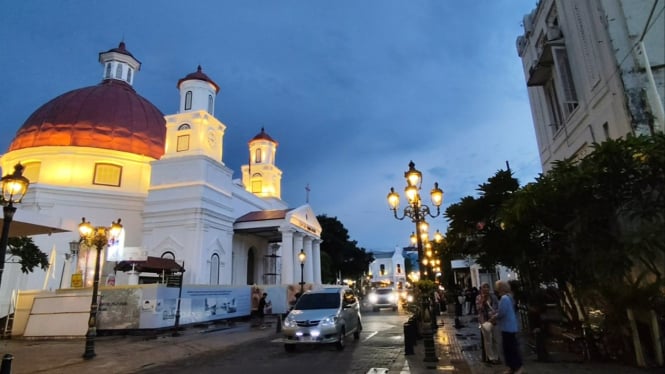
(140, 308), (410, 374)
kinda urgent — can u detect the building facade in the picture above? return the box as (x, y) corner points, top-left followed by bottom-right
(0, 42), (323, 315)
(517, 0), (664, 171)
(368, 247), (408, 289)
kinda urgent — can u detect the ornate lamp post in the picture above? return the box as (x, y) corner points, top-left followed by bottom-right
(78, 217), (123, 360)
(0, 163), (30, 289)
(387, 161), (443, 280)
(298, 248), (306, 295)
(387, 161), (443, 365)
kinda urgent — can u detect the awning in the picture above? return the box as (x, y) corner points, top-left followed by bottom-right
(114, 256), (185, 274)
(2, 210), (70, 237)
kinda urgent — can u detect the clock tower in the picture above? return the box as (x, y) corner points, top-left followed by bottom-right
(162, 66), (226, 162)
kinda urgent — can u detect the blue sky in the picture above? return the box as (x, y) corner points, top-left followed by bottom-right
(0, 1), (542, 252)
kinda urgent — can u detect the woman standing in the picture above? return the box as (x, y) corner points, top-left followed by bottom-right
(490, 280), (523, 374)
(476, 282), (500, 364)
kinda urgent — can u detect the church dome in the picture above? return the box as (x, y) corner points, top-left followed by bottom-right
(8, 79), (166, 159)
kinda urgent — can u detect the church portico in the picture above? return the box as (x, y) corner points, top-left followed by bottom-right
(233, 204), (321, 287)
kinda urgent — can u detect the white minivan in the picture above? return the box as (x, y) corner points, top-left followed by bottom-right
(282, 286), (362, 351)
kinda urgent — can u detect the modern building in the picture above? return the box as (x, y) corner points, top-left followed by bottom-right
(0, 42), (323, 316)
(517, 0), (664, 171)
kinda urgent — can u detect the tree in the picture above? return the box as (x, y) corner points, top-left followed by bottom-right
(444, 134), (665, 354)
(317, 214), (374, 283)
(7, 236), (49, 274)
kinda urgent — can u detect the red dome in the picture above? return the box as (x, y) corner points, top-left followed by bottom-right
(9, 79), (166, 159)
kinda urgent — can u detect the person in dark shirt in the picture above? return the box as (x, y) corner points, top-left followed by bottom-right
(258, 293), (268, 328)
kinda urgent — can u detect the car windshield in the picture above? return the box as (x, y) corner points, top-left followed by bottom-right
(295, 293), (340, 310)
(375, 289), (394, 294)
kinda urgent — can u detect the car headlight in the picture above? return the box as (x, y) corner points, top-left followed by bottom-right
(368, 293), (378, 303)
(283, 314), (297, 328)
(406, 294), (414, 302)
(388, 293), (397, 302)
(320, 314), (338, 327)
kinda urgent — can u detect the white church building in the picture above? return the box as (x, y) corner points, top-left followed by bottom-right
(0, 42), (323, 324)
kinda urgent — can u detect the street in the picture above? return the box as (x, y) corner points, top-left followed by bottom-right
(140, 307), (410, 374)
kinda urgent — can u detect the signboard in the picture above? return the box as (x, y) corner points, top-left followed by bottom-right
(166, 274), (182, 288)
(71, 273), (83, 288)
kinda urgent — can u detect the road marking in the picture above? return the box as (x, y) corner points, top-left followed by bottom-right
(363, 331), (378, 342)
(366, 369), (388, 374)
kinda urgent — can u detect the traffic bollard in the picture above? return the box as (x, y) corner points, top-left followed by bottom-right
(403, 322), (414, 355)
(1, 354), (13, 374)
(276, 314), (283, 333)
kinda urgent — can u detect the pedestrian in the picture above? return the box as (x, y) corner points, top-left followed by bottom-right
(464, 286), (474, 315)
(469, 286), (479, 315)
(490, 280), (523, 374)
(258, 292), (268, 328)
(476, 282), (500, 364)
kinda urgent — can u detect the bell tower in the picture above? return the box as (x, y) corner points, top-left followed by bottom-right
(162, 66), (225, 161)
(241, 128), (282, 199)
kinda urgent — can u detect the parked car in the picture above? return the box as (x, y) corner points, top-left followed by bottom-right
(282, 286), (362, 351)
(367, 287), (399, 311)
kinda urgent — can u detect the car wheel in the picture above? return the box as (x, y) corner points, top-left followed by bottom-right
(284, 343), (296, 352)
(353, 320), (361, 340)
(335, 328), (346, 350)
(392, 306), (398, 311)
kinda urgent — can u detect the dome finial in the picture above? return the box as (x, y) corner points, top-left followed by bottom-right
(197, 65), (202, 72)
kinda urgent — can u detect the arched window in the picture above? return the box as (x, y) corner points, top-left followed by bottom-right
(255, 148), (262, 163)
(396, 264), (402, 274)
(184, 91), (192, 110)
(380, 264), (386, 275)
(105, 63), (112, 79)
(207, 95), (213, 114)
(210, 254), (220, 285)
(126, 68), (132, 83)
(115, 64), (123, 79)
(177, 123), (191, 130)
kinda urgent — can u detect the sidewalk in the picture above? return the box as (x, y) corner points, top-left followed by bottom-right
(408, 313), (662, 374)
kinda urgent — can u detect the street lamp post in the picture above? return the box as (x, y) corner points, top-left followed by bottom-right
(387, 161), (443, 278)
(298, 249), (306, 296)
(78, 217), (123, 360)
(387, 161), (443, 365)
(0, 163), (30, 289)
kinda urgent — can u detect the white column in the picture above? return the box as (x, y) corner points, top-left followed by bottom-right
(293, 232), (304, 285)
(303, 236), (313, 283)
(312, 239), (322, 284)
(279, 228), (295, 284)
